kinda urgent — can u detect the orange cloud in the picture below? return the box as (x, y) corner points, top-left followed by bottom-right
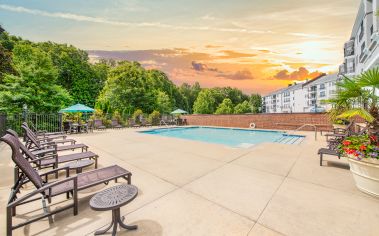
(272, 67), (323, 81)
(216, 50), (256, 59)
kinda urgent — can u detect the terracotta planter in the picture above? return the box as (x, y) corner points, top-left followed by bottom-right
(347, 157), (379, 197)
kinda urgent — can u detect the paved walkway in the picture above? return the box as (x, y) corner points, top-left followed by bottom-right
(1, 128), (379, 236)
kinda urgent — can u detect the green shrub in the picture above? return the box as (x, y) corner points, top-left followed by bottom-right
(149, 110), (161, 125)
(132, 109), (143, 123)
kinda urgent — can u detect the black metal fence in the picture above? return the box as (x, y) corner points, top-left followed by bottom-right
(0, 113), (62, 136)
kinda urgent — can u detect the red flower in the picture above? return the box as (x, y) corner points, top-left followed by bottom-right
(370, 135), (377, 142)
(342, 140), (351, 146)
(359, 145), (367, 151)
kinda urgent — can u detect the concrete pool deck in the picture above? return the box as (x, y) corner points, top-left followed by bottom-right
(1, 128), (379, 236)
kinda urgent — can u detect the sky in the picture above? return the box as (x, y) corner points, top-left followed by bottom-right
(0, 0), (361, 95)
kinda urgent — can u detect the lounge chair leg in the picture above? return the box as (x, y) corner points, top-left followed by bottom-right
(42, 198), (53, 224)
(7, 206), (12, 236)
(95, 157), (98, 169)
(12, 206), (16, 217)
(320, 154), (323, 166)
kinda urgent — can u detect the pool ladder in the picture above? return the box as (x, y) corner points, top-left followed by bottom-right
(288, 124), (317, 141)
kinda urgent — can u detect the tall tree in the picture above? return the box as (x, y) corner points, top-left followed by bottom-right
(215, 98), (234, 114)
(0, 43), (71, 113)
(250, 94), (262, 113)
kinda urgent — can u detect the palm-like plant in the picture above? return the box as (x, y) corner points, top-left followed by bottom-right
(329, 68), (379, 135)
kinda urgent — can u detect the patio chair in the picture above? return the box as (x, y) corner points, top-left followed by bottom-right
(94, 119), (106, 130)
(128, 118), (140, 128)
(111, 119), (124, 129)
(1, 134), (132, 236)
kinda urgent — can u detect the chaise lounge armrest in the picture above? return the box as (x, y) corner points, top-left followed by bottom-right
(8, 176), (78, 208)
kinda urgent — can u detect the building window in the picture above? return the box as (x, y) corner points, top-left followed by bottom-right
(361, 42), (366, 52)
(319, 84), (325, 90)
(320, 91), (326, 97)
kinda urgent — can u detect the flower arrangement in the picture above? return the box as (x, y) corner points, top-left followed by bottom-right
(338, 135), (379, 160)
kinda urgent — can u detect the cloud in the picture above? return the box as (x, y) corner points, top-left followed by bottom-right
(205, 44), (223, 49)
(0, 4), (272, 35)
(191, 61), (218, 72)
(273, 67), (323, 81)
(201, 14), (216, 21)
(287, 32), (341, 39)
(217, 70), (255, 80)
(216, 50), (256, 59)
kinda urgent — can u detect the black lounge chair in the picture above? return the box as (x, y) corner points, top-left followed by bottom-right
(1, 134), (132, 236)
(22, 124), (75, 145)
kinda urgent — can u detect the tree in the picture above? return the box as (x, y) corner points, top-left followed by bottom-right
(0, 44), (16, 83)
(179, 82), (201, 113)
(250, 94), (262, 113)
(328, 68), (379, 136)
(215, 98), (234, 114)
(0, 43), (72, 113)
(156, 91), (172, 114)
(234, 101), (252, 114)
(38, 42), (107, 107)
(193, 89), (216, 114)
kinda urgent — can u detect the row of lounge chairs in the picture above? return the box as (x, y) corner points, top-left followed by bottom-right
(318, 122), (368, 166)
(1, 122), (132, 235)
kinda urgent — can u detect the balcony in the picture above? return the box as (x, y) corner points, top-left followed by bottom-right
(344, 40), (355, 57)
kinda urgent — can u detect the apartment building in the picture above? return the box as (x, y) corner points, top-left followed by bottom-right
(263, 74), (338, 113)
(339, 0), (379, 76)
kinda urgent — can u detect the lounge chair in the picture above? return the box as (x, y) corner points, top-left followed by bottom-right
(94, 119), (106, 130)
(23, 128), (88, 154)
(318, 148), (341, 166)
(7, 129), (98, 176)
(22, 124), (75, 145)
(140, 117), (152, 127)
(22, 122), (66, 140)
(1, 134), (132, 236)
(111, 119), (124, 129)
(128, 118), (140, 128)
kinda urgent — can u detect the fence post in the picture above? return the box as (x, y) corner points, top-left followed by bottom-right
(58, 113), (63, 132)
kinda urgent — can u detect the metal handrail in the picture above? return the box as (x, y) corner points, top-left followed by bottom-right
(290, 124), (317, 140)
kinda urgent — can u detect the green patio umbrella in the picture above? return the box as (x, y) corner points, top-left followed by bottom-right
(59, 103), (94, 113)
(170, 109), (188, 114)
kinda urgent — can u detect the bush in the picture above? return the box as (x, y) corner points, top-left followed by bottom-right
(132, 109), (143, 123)
(112, 110), (122, 124)
(149, 110), (161, 125)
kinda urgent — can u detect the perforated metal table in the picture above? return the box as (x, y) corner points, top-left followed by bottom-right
(89, 184), (138, 235)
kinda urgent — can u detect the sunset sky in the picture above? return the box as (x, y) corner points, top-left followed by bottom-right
(0, 0), (360, 95)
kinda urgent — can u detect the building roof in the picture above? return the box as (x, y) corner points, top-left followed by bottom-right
(264, 73), (338, 98)
(304, 73), (338, 86)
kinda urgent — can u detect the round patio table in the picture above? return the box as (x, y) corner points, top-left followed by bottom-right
(64, 159), (94, 173)
(90, 184), (138, 236)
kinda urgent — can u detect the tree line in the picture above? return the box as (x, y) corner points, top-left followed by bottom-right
(0, 28), (262, 117)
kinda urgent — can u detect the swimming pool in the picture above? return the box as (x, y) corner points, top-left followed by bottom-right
(141, 127), (304, 148)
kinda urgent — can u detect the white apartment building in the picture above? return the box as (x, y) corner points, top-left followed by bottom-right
(263, 74), (338, 113)
(339, 0), (379, 76)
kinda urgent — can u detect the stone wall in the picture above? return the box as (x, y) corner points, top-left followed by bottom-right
(181, 113), (333, 131)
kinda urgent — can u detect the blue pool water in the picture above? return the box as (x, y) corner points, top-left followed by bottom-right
(141, 127), (304, 148)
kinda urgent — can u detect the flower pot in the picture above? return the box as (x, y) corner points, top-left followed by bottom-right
(347, 157), (379, 197)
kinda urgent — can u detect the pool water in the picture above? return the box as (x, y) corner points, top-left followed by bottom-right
(141, 127), (304, 148)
